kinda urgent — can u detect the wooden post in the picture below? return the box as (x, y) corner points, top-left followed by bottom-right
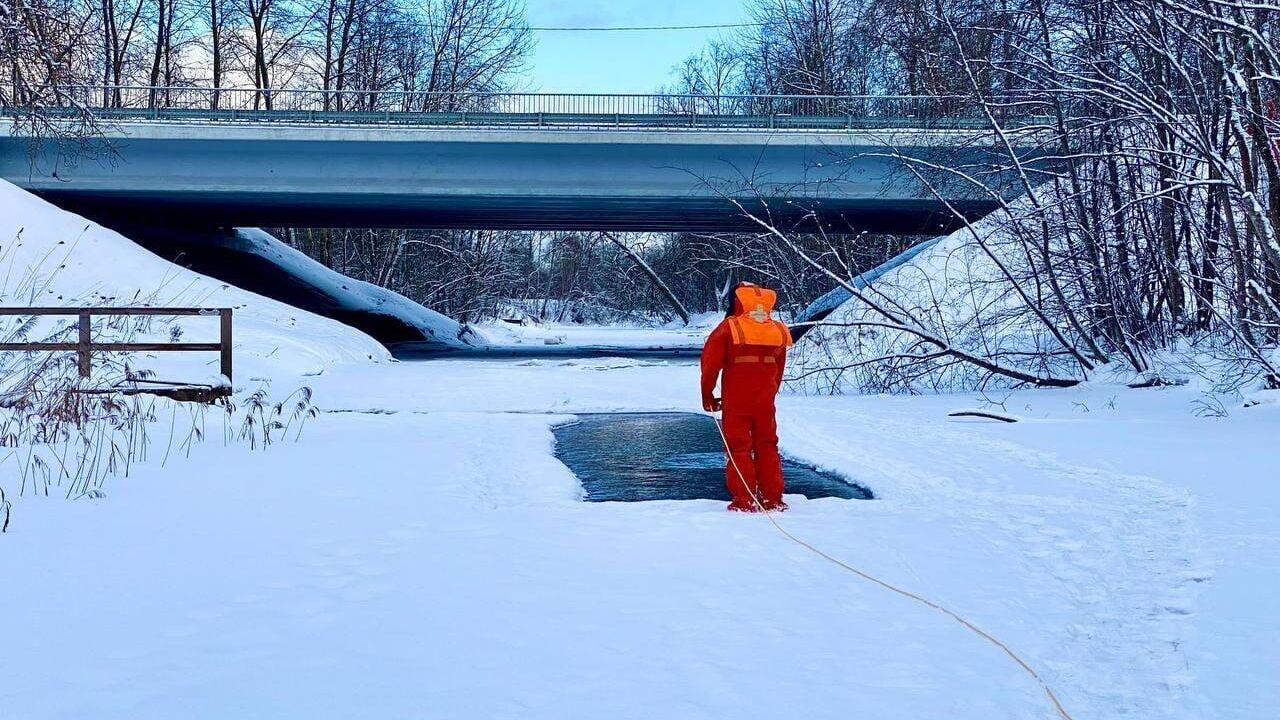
(219, 309), (233, 385)
(77, 310), (91, 377)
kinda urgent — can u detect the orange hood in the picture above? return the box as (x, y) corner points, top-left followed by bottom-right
(732, 283), (777, 321)
(728, 284), (791, 347)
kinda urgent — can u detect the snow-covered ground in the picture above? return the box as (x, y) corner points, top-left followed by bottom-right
(3, 349), (1276, 719)
(3, 179), (1277, 719)
(0, 180), (391, 382)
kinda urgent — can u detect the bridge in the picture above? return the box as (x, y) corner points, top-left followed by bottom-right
(1, 87), (1041, 233)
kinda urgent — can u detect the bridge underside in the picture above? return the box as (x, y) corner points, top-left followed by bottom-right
(42, 190), (995, 233)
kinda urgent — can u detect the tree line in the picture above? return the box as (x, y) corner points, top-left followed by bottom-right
(279, 227), (916, 324)
(2, 0), (531, 110)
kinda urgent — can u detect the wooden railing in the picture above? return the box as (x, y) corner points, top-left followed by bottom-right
(0, 307), (233, 384)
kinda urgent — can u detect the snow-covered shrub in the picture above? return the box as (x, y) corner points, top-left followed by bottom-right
(496, 297), (673, 326)
(788, 198), (1089, 394)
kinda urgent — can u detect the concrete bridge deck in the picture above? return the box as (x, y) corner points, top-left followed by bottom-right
(1, 90), (1047, 232)
(2, 119), (1014, 233)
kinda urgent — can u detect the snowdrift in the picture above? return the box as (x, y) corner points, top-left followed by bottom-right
(123, 226), (478, 351)
(792, 236), (944, 340)
(0, 180), (390, 381)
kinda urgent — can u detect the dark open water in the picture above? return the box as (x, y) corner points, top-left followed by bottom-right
(553, 412), (871, 502)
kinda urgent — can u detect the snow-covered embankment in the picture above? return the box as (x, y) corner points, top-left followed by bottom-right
(0, 180), (390, 382)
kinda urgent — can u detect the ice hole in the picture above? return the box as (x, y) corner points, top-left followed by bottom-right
(553, 412), (872, 502)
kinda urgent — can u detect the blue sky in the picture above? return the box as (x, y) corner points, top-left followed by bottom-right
(520, 0), (751, 92)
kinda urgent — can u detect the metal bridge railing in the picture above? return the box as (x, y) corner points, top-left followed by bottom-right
(7, 86), (1055, 130)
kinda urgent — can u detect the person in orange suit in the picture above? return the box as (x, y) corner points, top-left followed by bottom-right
(700, 282), (793, 512)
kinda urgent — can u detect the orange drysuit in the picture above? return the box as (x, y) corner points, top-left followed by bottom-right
(700, 283), (793, 512)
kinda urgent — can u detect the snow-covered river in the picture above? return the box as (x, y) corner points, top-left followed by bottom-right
(2, 354), (1276, 720)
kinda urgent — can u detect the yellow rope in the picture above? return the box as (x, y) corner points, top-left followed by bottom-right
(711, 412), (1074, 720)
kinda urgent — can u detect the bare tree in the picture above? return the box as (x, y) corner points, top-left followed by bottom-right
(1, 0), (106, 147)
(98, 0), (145, 105)
(662, 40), (741, 113)
(601, 232), (691, 324)
(204, 0), (232, 106)
(404, 0), (531, 107)
(233, 0), (312, 107)
(657, 0), (1279, 393)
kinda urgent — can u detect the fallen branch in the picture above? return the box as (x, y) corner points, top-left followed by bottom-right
(602, 232), (691, 325)
(948, 410), (1019, 423)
